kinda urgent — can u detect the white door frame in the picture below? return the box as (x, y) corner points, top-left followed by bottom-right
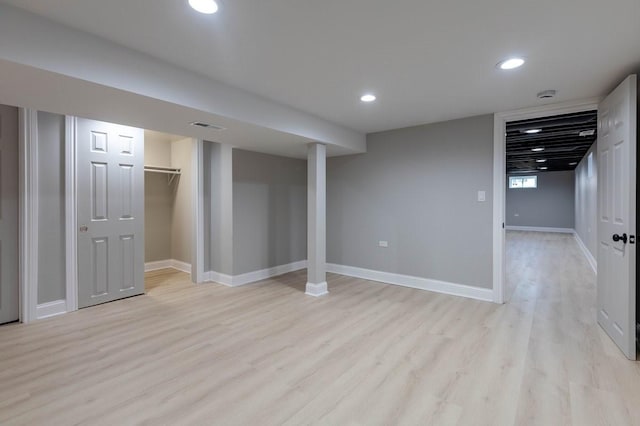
(65, 116), (78, 313)
(192, 138), (205, 283)
(18, 108), (38, 323)
(492, 97), (601, 303)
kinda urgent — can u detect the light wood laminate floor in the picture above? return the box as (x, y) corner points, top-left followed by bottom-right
(1, 232), (639, 425)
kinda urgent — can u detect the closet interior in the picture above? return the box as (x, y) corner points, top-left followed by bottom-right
(144, 130), (194, 280)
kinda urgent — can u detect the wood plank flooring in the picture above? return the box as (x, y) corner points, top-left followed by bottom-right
(1, 231), (639, 425)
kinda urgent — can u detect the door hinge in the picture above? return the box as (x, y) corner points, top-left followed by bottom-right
(630, 235), (636, 244)
(502, 222), (505, 229)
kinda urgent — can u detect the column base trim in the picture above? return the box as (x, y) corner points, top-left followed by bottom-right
(305, 281), (328, 297)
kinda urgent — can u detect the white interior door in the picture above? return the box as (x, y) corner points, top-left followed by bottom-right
(0, 105), (18, 324)
(597, 74), (637, 360)
(77, 118), (144, 309)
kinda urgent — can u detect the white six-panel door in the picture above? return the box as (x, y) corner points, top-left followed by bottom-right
(77, 118), (144, 308)
(0, 105), (19, 324)
(597, 75), (637, 360)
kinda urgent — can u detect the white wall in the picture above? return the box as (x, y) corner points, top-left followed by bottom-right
(575, 142), (598, 259)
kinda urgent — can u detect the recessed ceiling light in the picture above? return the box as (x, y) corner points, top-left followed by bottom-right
(189, 0), (219, 14)
(531, 147), (545, 152)
(497, 57), (525, 70)
(360, 94), (376, 103)
(538, 166), (548, 170)
(569, 162), (578, 166)
(525, 129), (542, 134)
(536, 159), (547, 163)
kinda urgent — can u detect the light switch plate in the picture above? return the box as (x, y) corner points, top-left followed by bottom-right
(379, 241), (388, 248)
(477, 191), (486, 202)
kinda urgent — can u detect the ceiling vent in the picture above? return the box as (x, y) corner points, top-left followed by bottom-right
(189, 121), (226, 131)
(537, 90), (557, 100)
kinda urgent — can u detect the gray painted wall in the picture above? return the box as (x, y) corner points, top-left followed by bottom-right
(327, 114), (494, 289)
(575, 143), (597, 258)
(232, 149), (307, 275)
(37, 112), (66, 304)
(506, 171), (575, 228)
(205, 141), (234, 275)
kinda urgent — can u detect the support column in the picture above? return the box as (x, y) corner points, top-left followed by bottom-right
(306, 143), (328, 296)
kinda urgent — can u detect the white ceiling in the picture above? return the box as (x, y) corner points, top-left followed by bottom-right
(2, 0), (640, 134)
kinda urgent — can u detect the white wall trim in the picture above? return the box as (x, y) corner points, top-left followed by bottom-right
(205, 271), (234, 287)
(327, 263), (494, 302)
(505, 226), (575, 233)
(305, 281), (328, 297)
(493, 97), (601, 304)
(492, 113), (506, 304)
(18, 108), (38, 323)
(36, 300), (66, 320)
(144, 259), (192, 273)
(233, 260), (308, 287)
(192, 138), (204, 283)
(64, 116), (78, 313)
(171, 259), (192, 274)
(204, 260), (308, 287)
(574, 233), (597, 274)
(144, 260), (173, 272)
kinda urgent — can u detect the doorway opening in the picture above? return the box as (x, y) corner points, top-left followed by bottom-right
(504, 111), (597, 302)
(143, 130), (194, 293)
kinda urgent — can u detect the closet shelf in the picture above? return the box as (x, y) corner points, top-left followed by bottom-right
(144, 165), (181, 185)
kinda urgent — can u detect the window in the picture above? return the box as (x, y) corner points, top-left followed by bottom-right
(509, 175), (537, 189)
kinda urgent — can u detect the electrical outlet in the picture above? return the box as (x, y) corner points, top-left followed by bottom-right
(378, 241), (388, 248)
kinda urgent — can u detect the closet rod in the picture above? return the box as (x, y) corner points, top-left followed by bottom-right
(144, 165), (181, 175)
(144, 166), (181, 185)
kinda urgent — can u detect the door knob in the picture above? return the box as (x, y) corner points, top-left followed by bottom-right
(79, 225), (89, 233)
(612, 233), (628, 243)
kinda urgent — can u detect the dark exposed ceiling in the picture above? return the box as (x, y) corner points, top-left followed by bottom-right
(506, 110), (597, 174)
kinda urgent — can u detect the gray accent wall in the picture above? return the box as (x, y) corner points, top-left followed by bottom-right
(506, 171), (575, 228)
(327, 114), (494, 289)
(575, 143), (597, 258)
(37, 112), (66, 304)
(204, 141), (234, 275)
(232, 149), (307, 275)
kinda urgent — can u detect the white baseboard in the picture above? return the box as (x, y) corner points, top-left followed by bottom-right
(205, 270), (233, 286)
(574, 233), (597, 274)
(305, 281), (328, 297)
(326, 263), (494, 302)
(145, 260), (172, 272)
(205, 260), (307, 287)
(145, 259), (191, 273)
(170, 259), (191, 274)
(36, 300), (67, 320)
(505, 226), (575, 234)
